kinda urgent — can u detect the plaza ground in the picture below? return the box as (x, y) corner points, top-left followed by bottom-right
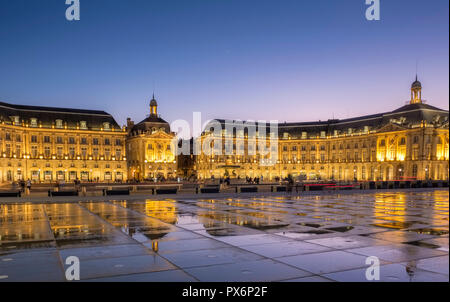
(0, 188), (448, 282)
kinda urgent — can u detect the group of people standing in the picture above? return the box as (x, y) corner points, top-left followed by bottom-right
(17, 179), (32, 192)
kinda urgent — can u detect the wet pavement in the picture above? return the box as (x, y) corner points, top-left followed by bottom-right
(0, 189), (448, 282)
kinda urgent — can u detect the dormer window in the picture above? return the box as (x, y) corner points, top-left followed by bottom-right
(55, 119), (63, 129)
(30, 118), (38, 127)
(80, 121), (87, 130)
(10, 116), (20, 124)
(301, 132), (307, 139)
(103, 122), (110, 130)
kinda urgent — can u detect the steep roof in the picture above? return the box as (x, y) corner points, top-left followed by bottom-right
(0, 100), (121, 130)
(129, 114), (171, 134)
(206, 102), (449, 137)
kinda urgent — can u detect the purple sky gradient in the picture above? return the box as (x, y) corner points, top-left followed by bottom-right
(0, 0), (448, 130)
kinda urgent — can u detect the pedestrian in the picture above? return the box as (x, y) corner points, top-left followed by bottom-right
(20, 179), (25, 192)
(26, 179), (32, 192)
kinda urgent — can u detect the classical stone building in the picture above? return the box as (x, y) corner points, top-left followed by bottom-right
(126, 96), (177, 181)
(196, 78), (449, 181)
(0, 102), (127, 183)
(1, 77), (448, 184)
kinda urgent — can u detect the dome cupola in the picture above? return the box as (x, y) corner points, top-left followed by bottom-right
(150, 94), (158, 116)
(410, 75), (422, 104)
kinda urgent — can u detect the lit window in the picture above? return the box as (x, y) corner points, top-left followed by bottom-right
(30, 118), (38, 127)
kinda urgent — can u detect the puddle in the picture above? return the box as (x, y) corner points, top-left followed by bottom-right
(297, 223), (323, 228)
(406, 241), (441, 249)
(247, 224), (290, 231)
(371, 221), (420, 229)
(0, 240), (56, 252)
(407, 228), (449, 236)
(326, 226), (355, 233)
(276, 229), (332, 239)
(201, 228), (251, 237)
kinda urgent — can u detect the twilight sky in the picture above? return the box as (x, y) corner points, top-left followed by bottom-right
(0, 0), (448, 129)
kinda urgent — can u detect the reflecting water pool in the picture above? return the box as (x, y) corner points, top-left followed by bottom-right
(0, 189), (448, 282)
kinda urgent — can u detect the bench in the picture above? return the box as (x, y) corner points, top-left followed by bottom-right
(240, 187), (258, 193)
(275, 186), (287, 192)
(200, 187), (220, 193)
(103, 189), (130, 196)
(0, 191), (21, 197)
(49, 190), (78, 197)
(155, 188), (178, 195)
(307, 185), (326, 191)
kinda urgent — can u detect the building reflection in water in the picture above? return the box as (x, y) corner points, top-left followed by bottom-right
(106, 199), (179, 251)
(45, 203), (109, 242)
(373, 192), (408, 229)
(405, 260), (417, 281)
(0, 204), (50, 243)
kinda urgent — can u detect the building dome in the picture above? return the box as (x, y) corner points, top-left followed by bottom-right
(411, 76), (421, 89)
(130, 115), (171, 135)
(149, 94), (158, 116)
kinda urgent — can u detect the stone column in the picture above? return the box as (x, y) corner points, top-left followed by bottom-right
(431, 132), (438, 161)
(406, 133), (412, 161)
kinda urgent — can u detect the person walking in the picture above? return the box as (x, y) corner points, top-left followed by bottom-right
(26, 179), (32, 193)
(20, 179), (25, 193)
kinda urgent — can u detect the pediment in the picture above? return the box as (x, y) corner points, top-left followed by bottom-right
(147, 131), (175, 139)
(377, 122), (408, 133)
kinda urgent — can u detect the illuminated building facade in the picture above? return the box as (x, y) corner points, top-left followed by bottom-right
(0, 102), (127, 183)
(1, 78), (448, 184)
(126, 96), (177, 181)
(196, 78), (449, 181)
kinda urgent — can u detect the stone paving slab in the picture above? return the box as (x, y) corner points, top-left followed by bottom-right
(0, 189), (448, 282)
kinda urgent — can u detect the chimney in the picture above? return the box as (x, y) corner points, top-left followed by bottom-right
(126, 118), (134, 131)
